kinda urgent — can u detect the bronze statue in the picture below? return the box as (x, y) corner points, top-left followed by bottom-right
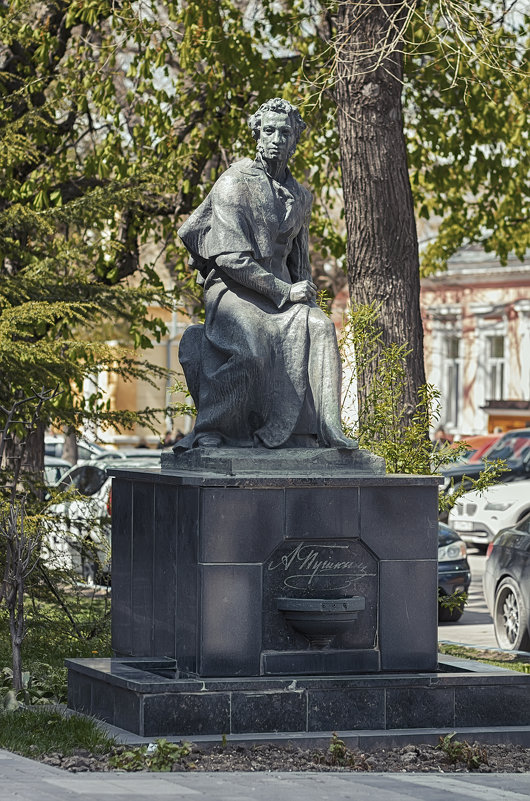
(175, 98), (357, 451)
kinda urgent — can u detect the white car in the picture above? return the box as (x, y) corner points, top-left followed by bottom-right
(448, 479), (530, 551)
(45, 456), (160, 583)
(44, 462), (113, 584)
(45, 434), (109, 462)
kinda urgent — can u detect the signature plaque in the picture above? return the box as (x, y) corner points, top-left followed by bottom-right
(268, 541), (375, 592)
(263, 539), (378, 650)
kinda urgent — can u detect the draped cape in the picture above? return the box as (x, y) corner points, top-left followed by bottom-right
(176, 159), (354, 451)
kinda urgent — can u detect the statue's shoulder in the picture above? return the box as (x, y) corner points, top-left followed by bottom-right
(211, 159), (259, 201)
(217, 158), (259, 183)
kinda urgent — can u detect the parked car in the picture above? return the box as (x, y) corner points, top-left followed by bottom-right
(45, 456), (159, 583)
(45, 434), (109, 462)
(447, 478), (530, 551)
(44, 455), (72, 486)
(438, 522), (471, 622)
(483, 511), (530, 651)
(96, 447), (164, 460)
(456, 433), (503, 464)
(441, 428), (530, 493)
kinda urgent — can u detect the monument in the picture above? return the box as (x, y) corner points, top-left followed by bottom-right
(175, 97), (357, 453)
(66, 100), (530, 743)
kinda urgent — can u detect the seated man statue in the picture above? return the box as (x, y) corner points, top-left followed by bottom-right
(175, 97), (357, 452)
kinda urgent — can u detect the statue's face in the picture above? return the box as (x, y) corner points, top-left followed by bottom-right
(258, 110), (297, 162)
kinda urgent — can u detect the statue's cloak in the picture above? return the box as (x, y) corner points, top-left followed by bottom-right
(178, 158), (312, 284)
(176, 159), (349, 450)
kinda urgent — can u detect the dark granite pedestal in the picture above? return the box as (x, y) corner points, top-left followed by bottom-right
(107, 464), (441, 676)
(66, 655), (530, 738)
(66, 459), (530, 739)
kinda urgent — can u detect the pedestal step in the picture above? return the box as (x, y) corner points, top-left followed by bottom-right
(66, 655), (530, 739)
(161, 446), (386, 476)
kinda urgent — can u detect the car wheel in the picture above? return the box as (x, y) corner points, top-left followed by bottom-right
(493, 577), (530, 651)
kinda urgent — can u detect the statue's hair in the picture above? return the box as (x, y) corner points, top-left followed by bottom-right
(248, 98), (306, 144)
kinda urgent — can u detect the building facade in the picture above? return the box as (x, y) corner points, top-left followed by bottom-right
(421, 247), (530, 436)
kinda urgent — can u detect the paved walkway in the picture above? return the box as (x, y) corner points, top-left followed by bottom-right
(439, 551), (498, 650)
(2, 749), (529, 801)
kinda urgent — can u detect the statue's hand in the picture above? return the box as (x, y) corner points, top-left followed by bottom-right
(289, 280), (317, 303)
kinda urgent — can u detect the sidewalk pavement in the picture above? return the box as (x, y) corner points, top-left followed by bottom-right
(439, 551), (498, 650)
(1, 749), (529, 801)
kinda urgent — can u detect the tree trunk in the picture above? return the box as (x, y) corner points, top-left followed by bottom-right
(334, 1), (425, 416)
(62, 426), (78, 465)
(2, 421), (45, 499)
(9, 590), (24, 692)
(23, 421), (45, 475)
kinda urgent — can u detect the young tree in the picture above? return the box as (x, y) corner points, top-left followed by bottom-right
(0, 390), (56, 690)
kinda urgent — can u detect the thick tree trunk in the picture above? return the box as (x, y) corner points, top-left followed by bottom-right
(334, 1), (425, 416)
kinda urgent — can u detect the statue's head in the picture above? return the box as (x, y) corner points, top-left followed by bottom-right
(249, 98), (306, 161)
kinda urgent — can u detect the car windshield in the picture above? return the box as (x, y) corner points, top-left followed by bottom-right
(486, 434), (530, 463)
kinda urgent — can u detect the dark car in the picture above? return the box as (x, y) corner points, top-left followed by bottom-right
(438, 522), (471, 622)
(483, 511), (530, 651)
(442, 428), (530, 494)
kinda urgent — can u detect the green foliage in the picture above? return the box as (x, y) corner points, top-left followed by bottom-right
(109, 739), (192, 772)
(437, 733), (488, 770)
(316, 289), (332, 317)
(437, 457), (508, 518)
(438, 589), (467, 615)
(1, 1), (528, 440)
(340, 303), (506, 524)
(169, 379), (196, 421)
(23, 587), (111, 657)
(341, 303), (440, 474)
(316, 732), (371, 770)
(405, 4), (530, 273)
(0, 393), (112, 698)
(0, 590), (111, 694)
(326, 732), (350, 766)
(0, 663), (65, 708)
(301, 1), (530, 274)
(0, 707), (115, 757)
(0, 0), (345, 435)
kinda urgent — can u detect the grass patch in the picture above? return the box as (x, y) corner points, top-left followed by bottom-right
(0, 591), (111, 668)
(0, 588), (111, 704)
(0, 708), (115, 757)
(439, 643), (530, 673)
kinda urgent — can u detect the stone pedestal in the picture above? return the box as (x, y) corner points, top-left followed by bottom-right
(65, 655), (530, 738)
(107, 461), (440, 676)
(66, 457), (530, 739)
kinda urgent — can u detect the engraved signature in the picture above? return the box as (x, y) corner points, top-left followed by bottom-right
(268, 543), (376, 589)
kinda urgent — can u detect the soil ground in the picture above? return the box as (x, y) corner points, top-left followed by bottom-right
(38, 739), (530, 774)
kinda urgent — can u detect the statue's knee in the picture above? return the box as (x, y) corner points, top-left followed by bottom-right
(179, 324), (204, 365)
(308, 309), (335, 338)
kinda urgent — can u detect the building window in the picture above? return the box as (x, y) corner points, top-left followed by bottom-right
(487, 335), (505, 400)
(444, 335), (460, 426)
